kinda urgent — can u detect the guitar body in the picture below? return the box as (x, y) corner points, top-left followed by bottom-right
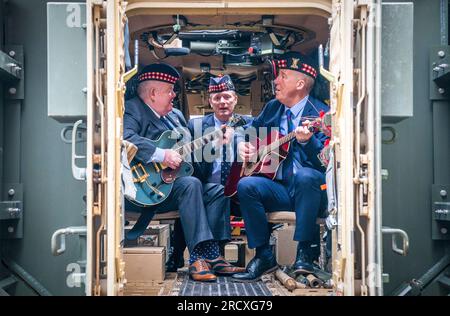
(224, 130), (290, 197)
(128, 130), (194, 207)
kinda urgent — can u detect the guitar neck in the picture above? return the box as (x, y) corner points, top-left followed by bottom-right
(176, 128), (225, 158)
(258, 130), (297, 157)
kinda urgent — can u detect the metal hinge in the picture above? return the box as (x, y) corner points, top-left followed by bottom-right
(1, 184), (24, 239)
(430, 46), (450, 100)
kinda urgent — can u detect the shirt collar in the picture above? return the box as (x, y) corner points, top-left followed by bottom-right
(213, 114), (229, 126)
(142, 99), (161, 118)
(284, 95), (309, 118)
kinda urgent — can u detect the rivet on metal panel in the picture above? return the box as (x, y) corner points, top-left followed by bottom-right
(437, 50), (445, 58)
(8, 51), (15, 57)
(8, 87), (16, 95)
(8, 189), (15, 197)
(440, 190), (448, 198)
(8, 226), (14, 233)
(440, 228), (448, 235)
(438, 88), (445, 94)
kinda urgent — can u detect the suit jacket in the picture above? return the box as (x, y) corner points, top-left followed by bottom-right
(123, 96), (188, 164)
(188, 113), (252, 183)
(242, 95), (330, 173)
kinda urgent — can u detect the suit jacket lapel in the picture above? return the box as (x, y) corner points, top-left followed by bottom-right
(167, 111), (181, 128)
(202, 114), (215, 132)
(302, 96), (321, 119)
(139, 98), (168, 132)
(275, 102), (286, 128)
(300, 101), (314, 122)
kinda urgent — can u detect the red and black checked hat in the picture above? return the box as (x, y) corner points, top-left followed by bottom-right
(274, 52), (318, 79)
(138, 63), (180, 84)
(208, 75), (235, 93)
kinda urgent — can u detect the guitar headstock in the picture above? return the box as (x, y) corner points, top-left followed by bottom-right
(302, 112), (332, 137)
(229, 116), (247, 129)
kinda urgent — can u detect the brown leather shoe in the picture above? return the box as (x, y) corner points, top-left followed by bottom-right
(189, 259), (217, 282)
(206, 256), (246, 275)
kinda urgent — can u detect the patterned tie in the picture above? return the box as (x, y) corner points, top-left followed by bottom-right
(282, 109), (295, 189)
(220, 143), (231, 185)
(286, 109), (295, 134)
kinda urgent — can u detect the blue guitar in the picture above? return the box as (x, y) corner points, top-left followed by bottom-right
(128, 116), (245, 207)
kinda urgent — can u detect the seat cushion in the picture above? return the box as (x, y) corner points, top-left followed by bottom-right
(266, 211), (296, 224)
(153, 211), (180, 220)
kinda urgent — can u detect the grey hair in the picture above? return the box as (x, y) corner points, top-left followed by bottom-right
(300, 73), (315, 93)
(137, 80), (156, 99)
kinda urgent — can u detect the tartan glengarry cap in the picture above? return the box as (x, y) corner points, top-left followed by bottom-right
(275, 52), (318, 79)
(138, 63), (180, 84)
(208, 75), (236, 93)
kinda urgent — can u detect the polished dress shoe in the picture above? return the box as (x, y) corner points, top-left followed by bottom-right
(205, 256), (246, 275)
(231, 256), (278, 282)
(166, 252), (185, 272)
(292, 246), (316, 275)
(189, 259), (217, 282)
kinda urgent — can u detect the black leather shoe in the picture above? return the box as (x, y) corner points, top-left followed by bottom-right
(166, 251), (185, 272)
(231, 256), (278, 282)
(292, 247), (316, 275)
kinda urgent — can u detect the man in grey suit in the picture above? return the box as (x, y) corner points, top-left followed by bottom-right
(166, 75), (250, 272)
(124, 64), (244, 282)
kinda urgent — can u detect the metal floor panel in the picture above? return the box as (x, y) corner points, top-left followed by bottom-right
(179, 274), (272, 296)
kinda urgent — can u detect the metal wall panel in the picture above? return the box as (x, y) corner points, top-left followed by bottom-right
(3, 0), (85, 295)
(382, 0), (449, 296)
(47, 3), (86, 123)
(381, 2), (414, 122)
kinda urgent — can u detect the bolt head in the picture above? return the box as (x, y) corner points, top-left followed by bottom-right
(440, 227), (448, 235)
(7, 226), (14, 233)
(8, 50), (16, 57)
(440, 190), (447, 198)
(438, 50), (445, 58)
(8, 189), (15, 196)
(438, 88), (445, 94)
(9, 87), (17, 94)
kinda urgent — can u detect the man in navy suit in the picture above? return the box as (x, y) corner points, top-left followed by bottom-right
(124, 64), (243, 282)
(166, 75), (250, 272)
(231, 52), (330, 282)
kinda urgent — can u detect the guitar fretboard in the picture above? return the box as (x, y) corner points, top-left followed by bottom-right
(256, 116), (321, 157)
(173, 116), (243, 158)
(175, 128), (225, 158)
(258, 130), (297, 157)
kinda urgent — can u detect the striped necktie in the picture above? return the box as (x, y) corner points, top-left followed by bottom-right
(282, 109), (295, 190)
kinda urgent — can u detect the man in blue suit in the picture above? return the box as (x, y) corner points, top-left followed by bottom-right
(231, 52), (330, 282)
(124, 64), (243, 282)
(166, 75), (250, 272)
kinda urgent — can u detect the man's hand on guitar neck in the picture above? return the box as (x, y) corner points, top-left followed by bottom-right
(163, 149), (183, 169)
(294, 120), (314, 144)
(238, 142), (257, 162)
